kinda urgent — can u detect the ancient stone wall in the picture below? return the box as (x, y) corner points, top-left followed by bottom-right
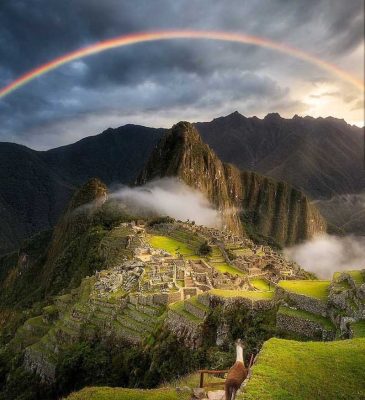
(276, 287), (327, 316)
(184, 302), (207, 319)
(276, 313), (335, 341)
(165, 310), (203, 349)
(209, 294), (275, 311)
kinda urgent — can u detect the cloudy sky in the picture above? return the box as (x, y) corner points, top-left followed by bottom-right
(0, 0), (363, 149)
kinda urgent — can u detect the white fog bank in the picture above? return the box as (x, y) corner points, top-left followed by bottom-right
(284, 234), (365, 279)
(111, 177), (221, 228)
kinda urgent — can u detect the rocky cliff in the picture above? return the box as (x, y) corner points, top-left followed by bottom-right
(137, 122), (326, 246)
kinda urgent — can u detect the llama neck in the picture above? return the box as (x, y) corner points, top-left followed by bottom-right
(236, 345), (244, 363)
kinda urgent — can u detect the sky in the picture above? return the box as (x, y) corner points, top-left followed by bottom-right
(0, 0), (364, 150)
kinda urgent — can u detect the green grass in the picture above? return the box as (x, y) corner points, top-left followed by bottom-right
(278, 280), (330, 301)
(333, 270), (365, 285)
(243, 338), (365, 400)
(209, 261), (245, 276)
(148, 235), (199, 258)
(65, 372), (226, 400)
(171, 371), (225, 390)
(208, 247), (245, 276)
(278, 306), (335, 331)
(108, 288), (126, 301)
(169, 301), (202, 323)
(65, 387), (187, 400)
(148, 234), (244, 276)
(210, 289), (274, 300)
(351, 321), (365, 338)
(347, 270), (365, 285)
(250, 278), (272, 291)
(187, 296), (209, 312)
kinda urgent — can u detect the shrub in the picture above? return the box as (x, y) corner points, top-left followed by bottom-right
(198, 241), (212, 256)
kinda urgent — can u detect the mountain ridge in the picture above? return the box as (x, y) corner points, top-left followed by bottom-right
(137, 121), (326, 246)
(0, 112), (362, 253)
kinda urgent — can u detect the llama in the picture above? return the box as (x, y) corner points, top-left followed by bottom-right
(225, 339), (248, 400)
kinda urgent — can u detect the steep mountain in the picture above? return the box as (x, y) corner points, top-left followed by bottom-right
(137, 121), (326, 247)
(0, 143), (75, 255)
(42, 124), (165, 186)
(315, 194), (365, 235)
(0, 126), (163, 254)
(0, 112), (362, 254)
(0, 178), (129, 308)
(196, 112), (364, 199)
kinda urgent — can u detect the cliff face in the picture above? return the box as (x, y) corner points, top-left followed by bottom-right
(137, 122), (326, 246)
(137, 121), (243, 235)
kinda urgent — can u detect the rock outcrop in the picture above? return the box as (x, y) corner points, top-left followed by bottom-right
(137, 122), (326, 246)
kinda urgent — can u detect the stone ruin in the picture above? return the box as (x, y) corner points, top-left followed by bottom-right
(91, 221), (304, 304)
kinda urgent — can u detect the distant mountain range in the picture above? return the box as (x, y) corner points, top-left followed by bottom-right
(0, 125), (163, 254)
(197, 112), (364, 198)
(0, 112), (363, 253)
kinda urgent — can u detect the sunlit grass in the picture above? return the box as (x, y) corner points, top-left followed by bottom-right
(351, 321), (365, 338)
(242, 338), (365, 400)
(209, 261), (245, 276)
(147, 235), (199, 259)
(333, 270), (365, 285)
(65, 386), (187, 400)
(210, 289), (274, 300)
(250, 278), (272, 291)
(278, 280), (330, 300)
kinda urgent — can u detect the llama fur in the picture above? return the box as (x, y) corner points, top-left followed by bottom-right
(225, 339), (248, 400)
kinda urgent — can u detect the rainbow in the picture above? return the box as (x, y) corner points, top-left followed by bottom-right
(0, 30), (363, 99)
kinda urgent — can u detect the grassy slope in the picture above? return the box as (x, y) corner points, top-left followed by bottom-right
(333, 270), (365, 285)
(250, 278), (272, 291)
(278, 280), (330, 300)
(347, 270), (365, 285)
(148, 235), (199, 259)
(65, 372), (225, 400)
(148, 234), (244, 276)
(243, 338), (365, 400)
(351, 321), (365, 338)
(210, 289), (274, 300)
(169, 301), (202, 324)
(64, 387), (184, 400)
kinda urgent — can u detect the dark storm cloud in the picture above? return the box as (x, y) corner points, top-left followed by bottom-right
(0, 0), (363, 147)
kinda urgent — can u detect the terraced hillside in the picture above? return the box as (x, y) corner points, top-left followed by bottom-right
(0, 188), (363, 400)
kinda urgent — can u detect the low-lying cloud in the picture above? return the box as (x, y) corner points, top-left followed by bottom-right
(111, 177), (221, 228)
(284, 234), (365, 279)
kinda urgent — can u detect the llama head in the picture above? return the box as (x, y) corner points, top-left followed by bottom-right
(235, 338), (245, 348)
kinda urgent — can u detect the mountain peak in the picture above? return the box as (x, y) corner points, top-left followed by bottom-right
(264, 112), (282, 120)
(69, 178), (107, 211)
(137, 122), (326, 245)
(169, 121), (202, 144)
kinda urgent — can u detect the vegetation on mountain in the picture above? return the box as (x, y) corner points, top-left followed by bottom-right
(0, 172), (363, 400)
(137, 121), (326, 247)
(278, 280), (330, 300)
(196, 112), (364, 199)
(0, 113), (362, 254)
(0, 125), (163, 254)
